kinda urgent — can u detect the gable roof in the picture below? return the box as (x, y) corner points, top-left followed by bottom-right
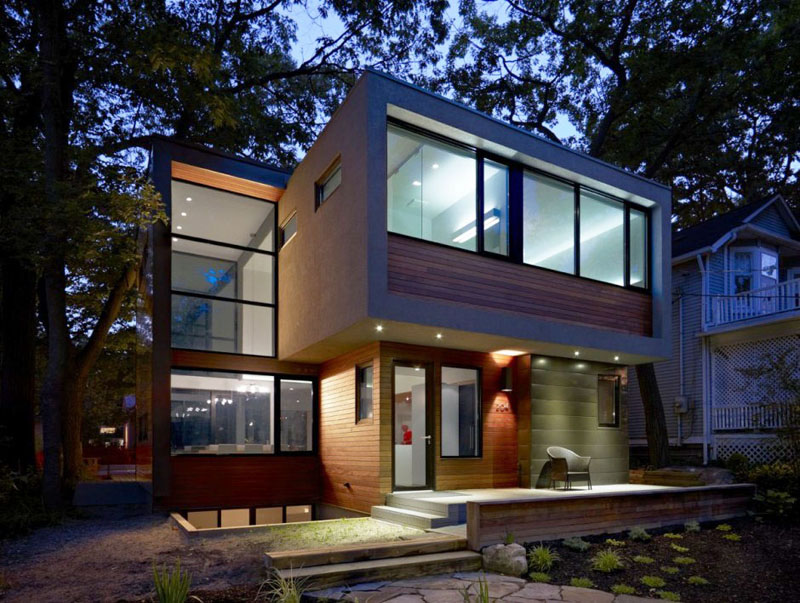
(673, 194), (800, 259)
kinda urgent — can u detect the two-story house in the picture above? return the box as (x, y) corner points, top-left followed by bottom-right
(135, 69), (672, 527)
(628, 195), (800, 465)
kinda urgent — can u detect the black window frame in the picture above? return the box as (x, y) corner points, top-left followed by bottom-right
(597, 374), (621, 428)
(169, 366), (318, 457)
(169, 179), (279, 359)
(279, 212), (297, 248)
(315, 158), (342, 209)
(439, 364), (483, 459)
(356, 363), (375, 423)
(386, 118), (651, 293)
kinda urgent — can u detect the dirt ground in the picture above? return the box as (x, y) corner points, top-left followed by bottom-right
(0, 514), (425, 603)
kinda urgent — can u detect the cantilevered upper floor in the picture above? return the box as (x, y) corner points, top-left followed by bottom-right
(277, 70), (672, 365)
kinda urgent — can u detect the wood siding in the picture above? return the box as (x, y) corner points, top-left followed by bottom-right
(160, 455), (319, 510)
(171, 161), (284, 201)
(387, 234), (652, 336)
(319, 343), (384, 513)
(466, 484), (755, 550)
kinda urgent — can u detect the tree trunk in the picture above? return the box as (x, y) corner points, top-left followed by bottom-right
(0, 257), (38, 472)
(635, 362), (670, 468)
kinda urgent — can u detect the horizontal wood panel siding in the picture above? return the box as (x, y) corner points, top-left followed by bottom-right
(466, 484), (755, 550)
(380, 343), (519, 492)
(319, 343), (383, 513)
(161, 455), (319, 510)
(387, 235), (652, 336)
(171, 161), (284, 201)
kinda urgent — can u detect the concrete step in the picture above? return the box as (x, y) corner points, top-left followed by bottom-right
(385, 493), (466, 523)
(264, 535), (467, 569)
(370, 505), (452, 529)
(277, 550), (482, 589)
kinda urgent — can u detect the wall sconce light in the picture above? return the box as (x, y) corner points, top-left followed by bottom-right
(500, 366), (513, 392)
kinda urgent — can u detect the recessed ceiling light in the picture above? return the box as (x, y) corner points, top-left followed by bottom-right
(435, 333), (443, 339)
(614, 355), (620, 361)
(180, 211), (187, 217)
(375, 324), (383, 332)
(432, 163), (439, 169)
(414, 367), (420, 371)
(412, 180), (422, 186)
(172, 237), (178, 242)
(493, 349), (526, 356)
(176, 225), (183, 230)
(185, 197), (192, 202)
(573, 350), (580, 356)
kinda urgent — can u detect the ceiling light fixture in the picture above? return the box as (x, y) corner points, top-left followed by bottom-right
(432, 163), (439, 169)
(180, 211), (187, 217)
(185, 197), (192, 202)
(574, 350), (580, 356)
(493, 349), (526, 357)
(435, 333), (443, 339)
(176, 225), (183, 230)
(614, 355), (620, 361)
(375, 324), (383, 332)
(412, 180), (422, 186)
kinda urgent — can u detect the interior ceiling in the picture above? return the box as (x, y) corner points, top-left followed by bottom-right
(171, 180), (275, 248)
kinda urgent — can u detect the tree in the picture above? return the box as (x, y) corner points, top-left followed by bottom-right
(3, 0), (450, 507)
(446, 0), (800, 467)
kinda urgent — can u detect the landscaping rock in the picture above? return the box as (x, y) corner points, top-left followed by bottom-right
(511, 582), (561, 599)
(561, 585), (614, 603)
(481, 543), (528, 576)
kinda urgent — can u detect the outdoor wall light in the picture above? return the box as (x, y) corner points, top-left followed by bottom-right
(435, 333), (443, 339)
(500, 366), (513, 392)
(614, 355), (620, 362)
(375, 324), (384, 332)
(573, 350), (580, 356)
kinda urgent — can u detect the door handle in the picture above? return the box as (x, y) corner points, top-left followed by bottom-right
(423, 435), (432, 445)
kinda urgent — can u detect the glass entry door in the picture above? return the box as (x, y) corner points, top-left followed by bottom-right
(393, 364), (432, 490)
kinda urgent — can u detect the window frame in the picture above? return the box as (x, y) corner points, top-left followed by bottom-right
(439, 364), (483, 459)
(386, 118), (651, 293)
(315, 157), (342, 209)
(279, 212), (298, 248)
(169, 179), (279, 359)
(597, 374), (621, 428)
(355, 363), (375, 424)
(169, 367), (318, 457)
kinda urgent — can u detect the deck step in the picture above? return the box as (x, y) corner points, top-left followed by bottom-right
(384, 493), (466, 523)
(278, 550), (482, 589)
(264, 535), (467, 569)
(370, 505), (452, 529)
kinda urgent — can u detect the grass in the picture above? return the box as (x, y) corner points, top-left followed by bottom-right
(632, 555), (655, 564)
(529, 571), (551, 583)
(688, 575), (710, 586)
(670, 543), (690, 553)
(255, 518), (423, 551)
(562, 537), (591, 552)
(257, 571), (306, 603)
(662, 532), (683, 539)
(628, 526), (651, 541)
(715, 523), (732, 532)
(604, 538), (626, 547)
(590, 549), (624, 572)
(528, 544), (560, 572)
(656, 590), (681, 601)
(152, 560), (191, 603)
(723, 533), (741, 542)
(641, 575), (666, 588)
(611, 584), (636, 595)
(569, 577), (595, 588)
(660, 565), (680, 575)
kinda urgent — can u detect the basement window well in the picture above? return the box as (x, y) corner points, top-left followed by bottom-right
(180, 504), (314, 531)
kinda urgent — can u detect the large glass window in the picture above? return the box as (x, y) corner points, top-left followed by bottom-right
(629, 208), (648, 288)
(387, 125), (477, 251)
(170, 370), (275, 454)
(523, 172), (576, 273)
(170, 180), (276, 356)
(580, 190), (625, 286)
(441, 367), (481, 458)
(483, 161), (510, 256)
(357, 365), (374, 422)
(280, 380), (314, 452)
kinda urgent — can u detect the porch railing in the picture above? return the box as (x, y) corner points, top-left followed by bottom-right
(712, 404), (794, 431)
(705, 277), (800, 328)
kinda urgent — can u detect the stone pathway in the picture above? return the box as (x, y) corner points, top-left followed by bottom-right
(308, 571), (659, 602)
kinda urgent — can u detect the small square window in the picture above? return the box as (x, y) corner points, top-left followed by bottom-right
(315, 161), (341, 208)
(357, 365), (374, 422)
(279, 213), (297, 248)
(598, 375), (620, 427)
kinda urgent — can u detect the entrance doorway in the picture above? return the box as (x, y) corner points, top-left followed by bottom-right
(392, 364), (432, 490)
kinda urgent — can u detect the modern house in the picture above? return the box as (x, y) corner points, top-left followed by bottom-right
(628, 195), (800, 465)
(135, 69), (672, 527)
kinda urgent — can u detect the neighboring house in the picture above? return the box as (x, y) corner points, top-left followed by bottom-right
(134, 69), (672, 522)
(629, 195), (800, 465)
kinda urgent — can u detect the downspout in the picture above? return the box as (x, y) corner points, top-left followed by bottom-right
(696, 253), (709, 464)
(677, 293), (684, 447)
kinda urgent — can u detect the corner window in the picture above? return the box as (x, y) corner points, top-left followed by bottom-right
(598, 375), (620, 427)
(316, 161), (342, 208)
(280, 213), (297, 248)
(441, 366), (481, 458)
(357, 364), (374, 422)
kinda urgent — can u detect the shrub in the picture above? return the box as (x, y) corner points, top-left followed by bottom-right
(660, 566), (679, 575)
(258, 570), (306, 603)
(745, 462), (800, 499)
(562, 537), (591, 552)
(528, 544), (560, 572)
(0, 466), (62, 538)
(723, 533), (741, 542)
(753, 489), (797, 519)
(605, 538), (626, 547)
(152, 560), (191, 603)
(641, 576), (666, 588)
(628, 526), (651, 541)
(529, 571), (551, 583)
(670, 543), (690, 553)
(591, 549), (624, 573)
(504, 530), (515, 545)
(688, 576), (710, 586)
(633, 555), (655, 564)
(656, 590), (681, 601)
(715, 524), (732, 532)
(684, 520), (700, 533)
(611, 584), (636, 595)
(673, 556), (696, 565)
(725, 452), (750, 478)
(663, 532), (683, 539)
(569, 577), (595, 588)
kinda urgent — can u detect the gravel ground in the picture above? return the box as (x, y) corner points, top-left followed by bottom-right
(0, 514), (426, 603)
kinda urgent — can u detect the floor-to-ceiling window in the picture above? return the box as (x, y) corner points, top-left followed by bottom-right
(170, 180), (276, 356)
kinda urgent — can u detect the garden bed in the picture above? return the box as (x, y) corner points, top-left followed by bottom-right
(521, 517), (800, 602)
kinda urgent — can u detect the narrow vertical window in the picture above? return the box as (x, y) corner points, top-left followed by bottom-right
(280, 213), (297, 248)
(580, 190), (625, 286)
(280, 380), (314, 452)
(441, 367), (481, 458)
(629, 207), (647, 288)
(357, 364), (374, 422)
(483, 160), (509, 256)
(597, 375), (620, 427)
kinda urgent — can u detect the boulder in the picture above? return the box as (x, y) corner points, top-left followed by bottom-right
(481, 543), (528, 576)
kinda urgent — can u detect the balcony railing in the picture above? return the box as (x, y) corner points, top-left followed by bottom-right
(713, 404), (797, 431)
(705, 278), (800, 328)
